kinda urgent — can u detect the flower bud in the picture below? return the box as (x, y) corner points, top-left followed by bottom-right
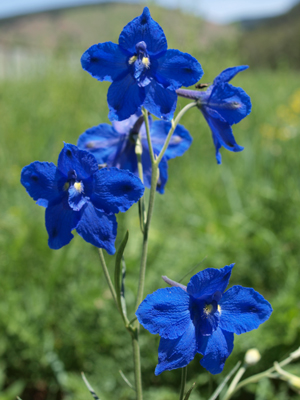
(244, 348), (261, 366)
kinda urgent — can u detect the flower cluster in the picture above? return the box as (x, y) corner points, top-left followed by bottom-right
(20, 6), (270, 384)
(136, 264), (272, 374)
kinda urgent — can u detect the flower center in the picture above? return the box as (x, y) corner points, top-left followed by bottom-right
(74, 181), (84, 193)
(128, 41), (151, 87)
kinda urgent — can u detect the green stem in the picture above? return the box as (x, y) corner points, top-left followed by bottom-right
(222, 365), (246, 400)
(135, 162), (158, 310)
(225, 347), (300, 399)
(136, 137), (146, 233)
(142, 107), (155, 164)
(97, 248), (118, 310)
(179, 366), (188, 400)
(132, 334), (143, 399)
(156, 101), (197, 165)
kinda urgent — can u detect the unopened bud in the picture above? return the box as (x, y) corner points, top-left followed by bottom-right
(244, 348), (261, 366)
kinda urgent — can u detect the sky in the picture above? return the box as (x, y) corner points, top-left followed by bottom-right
(0, 0), (299, 23)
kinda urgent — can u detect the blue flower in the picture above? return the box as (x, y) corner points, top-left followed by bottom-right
(21, 143), (144, 253)
(77, 114), (192, 194)
(176, 66), (252, 164)
(81, 7), (203, 121)
(136, 264), (272, 375)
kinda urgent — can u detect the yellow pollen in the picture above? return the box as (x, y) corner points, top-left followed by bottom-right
(204, 304), (213, 315)
(74, 181), (83, 193)
(142, 57), (150, 68)
(129, 55), (137, 64)
(63, 182), (70, 191)
(218, 305), (221, 313)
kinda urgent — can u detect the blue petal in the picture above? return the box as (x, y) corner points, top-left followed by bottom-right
(157, 158), (168, 194)
(187, 264), (234, 300)
(155, 322), (196, 375)
(219, 285), (273, 335)
(76, 203), (117, 255)
(202, 108), (244, 155)
(57, 143), (99, 179)
(209, 83), (252, 125)
(198, 328), (234, 374)
(118, 7), (167, 56)
(213, 66), (249, 85)
(212, 128), (222, 164)
(150, 121), (192, 160)
(112, 114), (140, 134)
(136, 286), (191, 339)
(107, 73), (145, 121)
(89, 167), (144, 214)
(45, 197), (80, 249)
(81, 42), (128, 82)
(154, 49), (203, 89)
(144, 80), (177, 120)
(139, 140), (168, 194)
(77, 123), (125, 165)
(21, 162), (60, 207)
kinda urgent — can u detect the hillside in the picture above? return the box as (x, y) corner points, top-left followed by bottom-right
(238, 1), (300, 69)
(0, 2), (237, 57)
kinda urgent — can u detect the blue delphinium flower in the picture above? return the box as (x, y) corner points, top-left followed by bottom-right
(81, 7), (203, 121)
(77, 114), (192, 194)
(176, 66), (252, 164)
(136, 264), (272, 375)
(21, 143), (144, 253)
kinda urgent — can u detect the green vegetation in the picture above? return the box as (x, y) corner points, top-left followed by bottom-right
(0, 3), (300, 400)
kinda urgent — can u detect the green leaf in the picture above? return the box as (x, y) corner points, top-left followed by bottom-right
(184, 382), (196, 400)
(81, 372), (100, 400)
(114, 231), (129, 324)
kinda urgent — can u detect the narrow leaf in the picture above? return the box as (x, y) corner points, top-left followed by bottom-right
(184, 382), (196, 400)
(81, 372), (100, 400)
(119, 370), (136, 391)
(208, 361), (241, 400)
(114, 231), (129, 324)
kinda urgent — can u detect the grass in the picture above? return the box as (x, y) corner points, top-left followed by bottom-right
(0, 14), (300, 400)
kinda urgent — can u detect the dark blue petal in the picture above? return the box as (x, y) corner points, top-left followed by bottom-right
(202, 107), (244, 156)
(155, 322), (196, 375)
(157, 158), (168, 194)
(187, 264), (234, 300)
(213, 66), (249, 85)
(76, 203), (117, 255)
(68, 184), (87, 211)
(209, 83), (252, 125)
(154, 49), (203, 89)
(150, 121), (192, 160)
(136, 287), (191, 339)
(144, 80), (177, 120)
(21, 162), (59, 207)
(57, 143), (99, 180)
(198, 328), (234, 375)
(89, 167), (144, 214)
(212, 128), (222, 164)
(45, 197), (80, 249)
(118, 7), (167, 56)
(219, 285), (273, 335)
(81, 42), (128, 82)
(107, 74), (145, 121)
(190, 298), (220, 336)
(77, 123), (125, 165)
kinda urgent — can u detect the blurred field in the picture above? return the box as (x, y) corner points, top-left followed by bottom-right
(0, 3), (300, 400)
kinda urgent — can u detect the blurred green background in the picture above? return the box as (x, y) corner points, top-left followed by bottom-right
(0, 3), (300, 400)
